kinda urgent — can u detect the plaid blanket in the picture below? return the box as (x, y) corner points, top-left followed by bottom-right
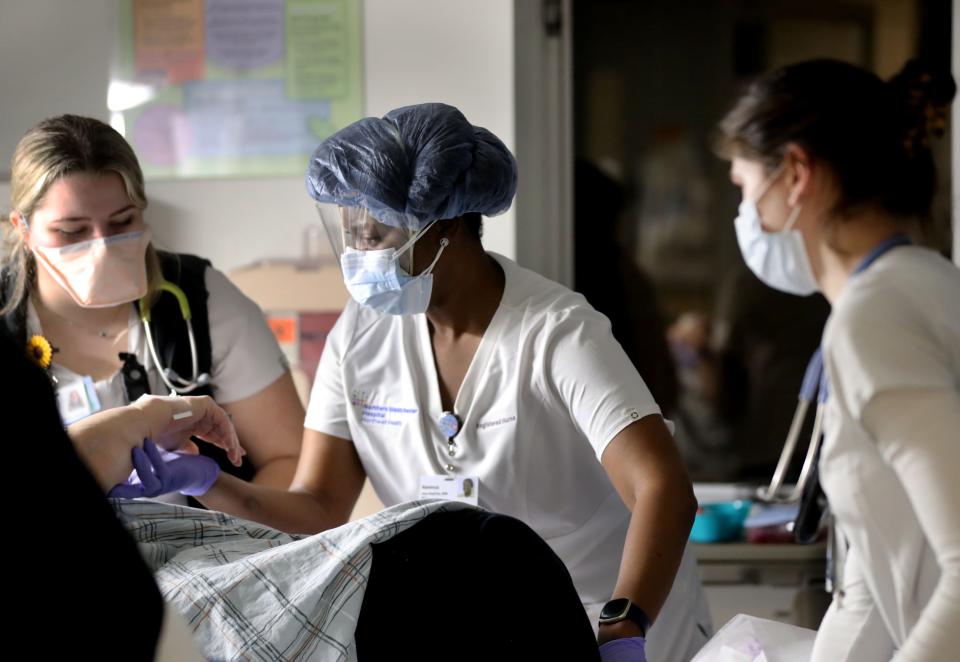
(114, 499), (471, 661)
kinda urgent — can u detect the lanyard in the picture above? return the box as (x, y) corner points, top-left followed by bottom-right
(759, 234), (911, 505)
(804, 233), (913, 573)
(804, 233), (912, 403)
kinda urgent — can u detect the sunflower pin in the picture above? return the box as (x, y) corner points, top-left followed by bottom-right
(26, 334), (55, 370)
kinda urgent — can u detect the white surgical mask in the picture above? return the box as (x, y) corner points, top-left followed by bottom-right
(734, 166), (818, 296)
(340, 234), (449, 315)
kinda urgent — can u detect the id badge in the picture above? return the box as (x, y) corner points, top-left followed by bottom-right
(418, 474), (480, 506)
(57, 376), (102, 425)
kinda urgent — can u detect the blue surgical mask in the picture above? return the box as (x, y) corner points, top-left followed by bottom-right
(340, 237), (449, 315)
(734, 166), (818, 296)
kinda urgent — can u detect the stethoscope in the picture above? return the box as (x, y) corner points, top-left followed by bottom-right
(756, 234), (913, 506)
(138, 280), (212, 395)
(756, 348), (827, 503)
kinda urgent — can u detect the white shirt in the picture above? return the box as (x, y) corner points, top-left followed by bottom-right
(818, 246), (960, 660)
(306, 253), (711, 659)
(30, 266), (286, 412)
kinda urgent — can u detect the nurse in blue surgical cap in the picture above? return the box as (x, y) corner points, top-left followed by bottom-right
(212, 103), (712, 661)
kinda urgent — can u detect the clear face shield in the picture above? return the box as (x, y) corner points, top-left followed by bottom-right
(316, 204), (422, 273)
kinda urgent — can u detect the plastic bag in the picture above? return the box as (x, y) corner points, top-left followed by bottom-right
(691, 614), (816, 662)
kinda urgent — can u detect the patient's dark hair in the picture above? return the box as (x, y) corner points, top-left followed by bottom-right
(715, 58), (955, 223)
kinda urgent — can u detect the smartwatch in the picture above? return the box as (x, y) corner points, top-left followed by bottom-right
(598, 598), (651, 636)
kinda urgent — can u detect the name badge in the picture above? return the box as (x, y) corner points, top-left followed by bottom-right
(57, 376), (102, 425)
(418, 474), (480, 506)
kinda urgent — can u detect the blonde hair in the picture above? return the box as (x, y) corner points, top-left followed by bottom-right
(2, 115), (162, 316)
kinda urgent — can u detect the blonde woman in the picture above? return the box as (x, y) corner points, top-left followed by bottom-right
(2, 115), (303, 497)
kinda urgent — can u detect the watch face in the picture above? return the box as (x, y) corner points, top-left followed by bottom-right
(599, 598), (630, 622)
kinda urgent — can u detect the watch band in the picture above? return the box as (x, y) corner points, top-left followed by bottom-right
(598, 598), (651, 636)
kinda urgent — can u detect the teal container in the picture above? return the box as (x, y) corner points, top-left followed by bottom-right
(690, 500), (753, 543)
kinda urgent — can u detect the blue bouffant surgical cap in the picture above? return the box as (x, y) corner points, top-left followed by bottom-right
(305, 103), (517, 230)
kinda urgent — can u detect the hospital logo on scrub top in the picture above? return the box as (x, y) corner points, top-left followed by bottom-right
(350, 389), (369, 407)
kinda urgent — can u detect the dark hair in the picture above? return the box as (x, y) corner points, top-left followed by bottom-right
(716, 59), (955, 222)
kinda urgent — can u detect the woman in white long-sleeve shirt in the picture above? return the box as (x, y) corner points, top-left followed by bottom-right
(715, 58), (960, 661)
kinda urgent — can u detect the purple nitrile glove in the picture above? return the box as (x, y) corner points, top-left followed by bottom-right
(108, 440), (220, 498)
(599, 636), (647, 662)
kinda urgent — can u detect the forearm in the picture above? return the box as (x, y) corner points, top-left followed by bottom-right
(867, 389), (960, 661)
(251, 456), (299, 489)
(68, 408), (143, 491)
(222, 372), (305, 489)
(196, 473), (348, 535)
(597, 416), (698, 642)
(607, 480), (697, 633)
(895, 570), (960, 661)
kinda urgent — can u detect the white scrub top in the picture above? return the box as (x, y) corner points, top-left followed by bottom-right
(306, 252), (711, 660)
(30, 266), (287, 410)
(33, 267), (287, 505)
(818, 246), (960, 659)
(31, 266), (287, 505)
